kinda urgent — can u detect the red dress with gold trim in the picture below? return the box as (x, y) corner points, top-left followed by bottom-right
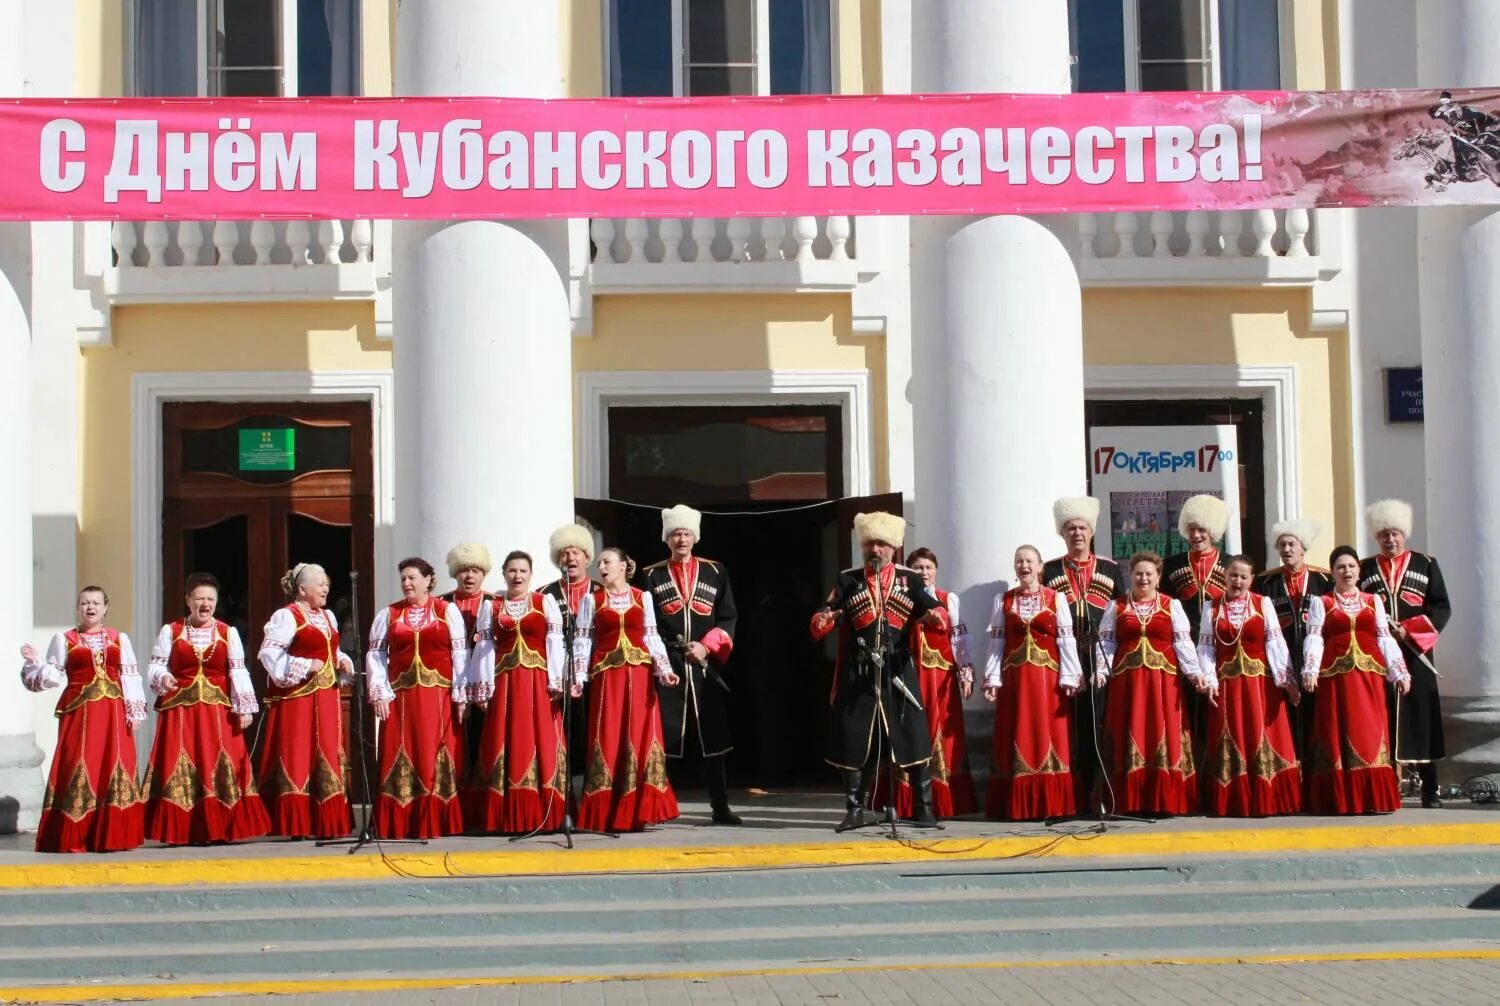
(24, 629), (145, 853)
(144, 621), (270, 844)
(256, 604), (353, 839)
(369, 599), (466, 839)
(1099, 596), (1200, 815)
(985, 588), (1082, 821)
(470, 592), (568, 833)
(575, 588), (678, 832)
(1302, 592), (1403, 814)
(1198, 596), (1301, 817)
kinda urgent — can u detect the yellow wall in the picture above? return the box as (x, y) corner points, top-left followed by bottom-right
(566, 0), (605, 98)
(1289, 0), (1340, 90)
(582, 293), (887, 491)
(76, 0), (122, 97)
(78, 303), (387, 631)
(1083, 288), (1353, 553)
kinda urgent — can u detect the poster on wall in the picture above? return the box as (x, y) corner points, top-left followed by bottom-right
(1089, 425), (1240, 560)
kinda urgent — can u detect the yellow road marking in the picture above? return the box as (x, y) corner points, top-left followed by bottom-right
(4, 949), (1500, 1002)
(1, 820), (1497, 890)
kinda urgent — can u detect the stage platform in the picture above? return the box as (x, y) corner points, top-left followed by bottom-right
(2, 789), (1497, 889)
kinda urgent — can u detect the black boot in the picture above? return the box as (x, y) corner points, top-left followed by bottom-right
(705, 755), (742, 825)
(1419, 763), (1442, 808)
(835, 770), (875, 833)
(906, 766), (941, 828)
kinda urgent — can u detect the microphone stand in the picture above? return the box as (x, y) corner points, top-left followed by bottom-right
(1079, 614), (1155, 831)
(319, 569), (427, 853)
(514, 587), (579, 848)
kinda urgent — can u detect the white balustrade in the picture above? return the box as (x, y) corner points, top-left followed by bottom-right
(110, 219), (373, 268)
(589, 215), (857, 266)
(1078, 209), (1319, 261)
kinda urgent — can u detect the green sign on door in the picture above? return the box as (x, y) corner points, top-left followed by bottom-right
(238, 428), (296, 471)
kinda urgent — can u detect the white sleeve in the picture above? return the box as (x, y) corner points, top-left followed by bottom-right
(1096, 602), (1119, 681)
(445, 603), (469, 703)
(1261, 596), (1292, 688)
(467, 600), (496, 705)
(257, 608), (314, 689)
(1373, 596), (1411, 682)
(364, 608), (395, 703)
(572, 592), (595, 687)
(1301, 599), (1325, 685)
(543, 593), (567, 693)
(147, 624), (177, 695)
(983, 593), (1006, 689)
(226, 628), (258, 714)
(1055, 593), (1083, 689)
(948, 593), (973, 669)
(1170, 600), (1210, 685)
(640, 592), (675, 682)
(1195, 601), (1218, 685)
(21, 633), (69, 692)
(118, 634), (148, 725)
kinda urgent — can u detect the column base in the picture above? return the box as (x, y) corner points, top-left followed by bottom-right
(0, 732), (45, 833)
(1440, 695), (1500, 782)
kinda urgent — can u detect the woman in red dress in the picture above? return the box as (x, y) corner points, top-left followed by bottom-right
(19, 585), (145, 853)
(1300, 545), (1410, 814)
(144, 573), (270, 844)
(366, 557), (469, 839)
(573, 547), (681, 833)
(1096, 551), (1217, 816)
(879, 547), (976, 818)
(256, 563), (356, 839)
(468, 549), (569, 834)
(983, 545), (1084, 821)
(1195, 556), (1302, 817)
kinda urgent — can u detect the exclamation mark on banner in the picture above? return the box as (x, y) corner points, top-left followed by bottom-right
(1243, 115), (1263, 181)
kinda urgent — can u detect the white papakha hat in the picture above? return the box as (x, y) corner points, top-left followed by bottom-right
(445, 542), (492, 578)
(1365, 498), (1413, 538)
(1052, 497), (1101, 535)
(1177, 494), (1230, 540)
(1269, 519), (1321, 552)
(660, 504), (702, 542)
(854, 511), (906, 548)
(548, 523), (595, 564)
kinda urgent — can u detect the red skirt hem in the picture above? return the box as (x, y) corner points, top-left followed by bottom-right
(577, 786), (678, 833)
(1203, 771), (1303, 817)
(1107, 768), (1197, 816)
(144, 797), (272, 845)
(985, 774), (1077, 821)
(469, 789), (568, 834)
(1304, 766), (1402, 815)
(263, 794), (353, 840)
(34, 805), (144, 854)
(874, 773), (978, 819)
(374, 795), (464, 840)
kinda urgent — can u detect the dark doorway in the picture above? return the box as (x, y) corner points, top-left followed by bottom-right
(1084, 398), (1268, 569)
(161, 401), (376, 800)
(584, 400), (896, 788)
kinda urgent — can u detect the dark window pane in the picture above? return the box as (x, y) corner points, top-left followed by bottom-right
(770, 0), (832, 95)
(298, 0), (334, 96)
(220, 0), (280, 67)
(687, 0), (754, 64)
(182, 415), (352, 485)
(288, 513), (356, 641)
(687, 64), (756, 96)
(1140, 61), (1210, 91)
(611, 0), (674, 95)
(182, 516), (250, 645)
(217, 69), (281, 96)
(1219, 0), (1280, 89)
(1070, 0), (1127, 92)
(1138, 0), (1204, 60)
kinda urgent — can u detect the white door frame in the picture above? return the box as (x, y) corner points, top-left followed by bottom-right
(130, 370), (395, 659)
(1085, 363), (1301, 537)
(575, 368), (874, 500)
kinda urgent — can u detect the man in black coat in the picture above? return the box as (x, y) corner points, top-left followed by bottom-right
(1253, 520), (1333, 761)
(1359, 499), (1452, 807)
(1041, 496), (1126, 810)
(640, 505), (741, 825)
(811, 511), (945, 832)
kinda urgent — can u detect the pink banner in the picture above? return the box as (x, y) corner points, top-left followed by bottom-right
(1, 88), (1497, 221)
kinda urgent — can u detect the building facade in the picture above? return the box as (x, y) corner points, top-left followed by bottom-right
(2, 0), (1497, 829)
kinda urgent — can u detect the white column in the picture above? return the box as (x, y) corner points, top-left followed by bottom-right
(0, 236), (41, 833)
(393, 2), (574, 589)
(909, 2), (1086, 614)
(1417, 1), (1500, 775)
